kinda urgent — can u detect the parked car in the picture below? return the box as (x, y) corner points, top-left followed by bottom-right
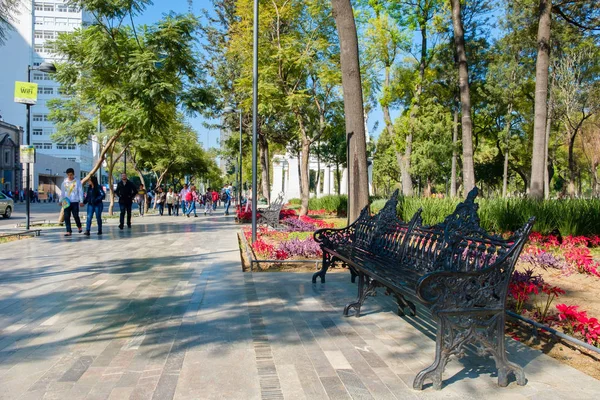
(0, 192), (14, 218)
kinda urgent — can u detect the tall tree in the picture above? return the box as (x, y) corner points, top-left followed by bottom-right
(49, 1), (213, 184)
(0, 0), (20, 45)
(529, 0), (552, 198)
(450, 0), (475, 197)
(331, 0), (370, 222)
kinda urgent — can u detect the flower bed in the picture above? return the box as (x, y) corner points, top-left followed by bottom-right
(243, 215), (334, 261)
(511, 233), (600, 349)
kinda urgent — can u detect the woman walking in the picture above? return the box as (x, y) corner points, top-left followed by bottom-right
(136, 184), (147, 217)
(166, 187), (175, 216)
(186, 185), (198, 217)
(156, 187), (166, 216)
(174, 193), (181, 216)
(83, 176), (105, 236)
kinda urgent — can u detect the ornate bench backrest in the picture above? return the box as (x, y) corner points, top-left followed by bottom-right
(270, 193), (285, 211)
(370, 208), (421, 263)
(353, 190), (401, 252)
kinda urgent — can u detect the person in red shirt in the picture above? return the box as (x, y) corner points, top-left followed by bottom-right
(211, 188), (219, 211)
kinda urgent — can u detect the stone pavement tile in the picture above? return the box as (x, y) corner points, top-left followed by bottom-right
(293, 362), (329, 399)
(174, 348), (260, 400)
(150, 373), (178, 400)
(324, 350), (352, 370)
(128, 375), (160, 400)
(59, 355), (95, 382)
(14, 390), (45, 400)
(276, 364), (306, 400)
(108, 387), (134, 400)
(115, 372), (142, 388)
(371, 367), (419, 400)
(320, 376), (352, 400)
(336, 369), (376, 400)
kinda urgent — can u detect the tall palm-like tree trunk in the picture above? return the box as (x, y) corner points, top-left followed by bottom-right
(530, 0), (552, 199)
(331, 0), (370, 222)
(450, 0), (475, 197)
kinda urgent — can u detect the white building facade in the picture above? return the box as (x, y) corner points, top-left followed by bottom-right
(271, 153), (373, 202)
(0, 1), (93, 183)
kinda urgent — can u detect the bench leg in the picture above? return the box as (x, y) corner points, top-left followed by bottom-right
(344, 275), (378, 318)
(394, 294), (416, 317)
(349, 267), (358, 283)
(312, 252), (331, 284)
(414, 316), (448, 390)
(493, 314), (526, 387)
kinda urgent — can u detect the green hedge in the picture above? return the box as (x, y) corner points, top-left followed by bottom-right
(371, 196), (600, 236)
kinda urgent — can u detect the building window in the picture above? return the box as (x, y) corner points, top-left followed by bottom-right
(34, 3), (43, 11)
(33, 129), (43, 136)
(32, 114), (44, 122)
(57, 4), (68, 12)
(43, 87), (53, 95)
(43, 143), (52, 150)
(56, 18), (68, 26)
(35, 19), (43, 26)
(34, 44), (43, 53)
(43, 17), (54, 24)
(33, 142), (43, 149)
(43, 31), (54, 39)
(34, 30), (43, 39)
(4, 151), (9, 165)
(43, 4), (54, 12)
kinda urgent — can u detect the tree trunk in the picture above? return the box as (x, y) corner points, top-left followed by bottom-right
(450, 105), (459, 197)
(529, 0), (552, 199)
(502, 104), (514, 198)
(567, 128), (578, 197)
(450, 0), (475, 198)
(335, 163), (341, 195)
(382, 67), (403, 185)
(592, 161), (599, 198)
(544, 80), (554, 199)
(299, 137), (311, 216)
(258, 133), (270, 203)
(331, 0), (370, 223)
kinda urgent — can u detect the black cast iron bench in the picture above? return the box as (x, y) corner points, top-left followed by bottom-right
(258, 192), (285, 228)
(313, 188), (535, 390)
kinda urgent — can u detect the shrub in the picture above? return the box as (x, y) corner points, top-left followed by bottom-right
(309, 195), (347, 215)
(288, 198), (302, 205)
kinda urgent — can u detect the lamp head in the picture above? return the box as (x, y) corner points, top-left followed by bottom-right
(38, 62), (57, 73)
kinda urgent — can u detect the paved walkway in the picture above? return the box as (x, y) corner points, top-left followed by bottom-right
(0, 212), (599, 399)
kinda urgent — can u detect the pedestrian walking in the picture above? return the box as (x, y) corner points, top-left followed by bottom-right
(211, 188), (219, 211)
(223, 183), (232, 215)
(180, 184), (190, 216)
(156, 187), (166, 216)
(83, 176), (105, 236)
(166, 188), (175, 216)
(173, 193), (180, 216)
(59, 167), (84, 236)
(136, 184), (147, 216)
(185, 185), (198, 218)
(115, 173), (137, 229)
(203, 188), (213, 216)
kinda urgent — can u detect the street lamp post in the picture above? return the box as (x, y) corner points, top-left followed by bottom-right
(251, 0), (259, 243)
(25, 62), (56, 230)
(224, 106), (243, 209)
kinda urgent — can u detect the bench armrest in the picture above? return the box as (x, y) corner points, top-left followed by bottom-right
(415, 244), (521, 312)
(314, 226), (354, 246)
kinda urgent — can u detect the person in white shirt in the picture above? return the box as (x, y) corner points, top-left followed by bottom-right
(60, 167), (84, 236)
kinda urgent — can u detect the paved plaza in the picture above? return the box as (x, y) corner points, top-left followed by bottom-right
(1, 212), (599, 399)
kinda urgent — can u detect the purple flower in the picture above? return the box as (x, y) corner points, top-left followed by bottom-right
(277, 238), (322, 258)
(520, 250), (571, 274)
(282, 217), (317, 232)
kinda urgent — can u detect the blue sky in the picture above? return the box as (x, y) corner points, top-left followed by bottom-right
(134, 0), (387, 150)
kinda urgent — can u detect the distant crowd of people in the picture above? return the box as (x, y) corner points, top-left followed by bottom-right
(0, 188), (53, 203)
(58, 169), (236, 237)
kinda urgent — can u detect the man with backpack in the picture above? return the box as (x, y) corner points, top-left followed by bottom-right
(222, 183), (232, 215)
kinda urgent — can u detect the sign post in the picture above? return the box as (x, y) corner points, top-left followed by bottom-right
(14, 81), (38, 105)
(15, 80), (38, 230)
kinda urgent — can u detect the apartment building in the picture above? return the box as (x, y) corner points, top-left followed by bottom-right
(0, 1), (93, 181)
